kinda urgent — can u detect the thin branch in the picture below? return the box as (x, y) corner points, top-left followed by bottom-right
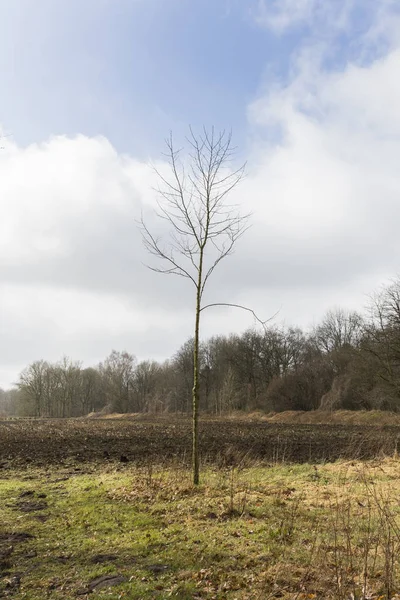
(140, 127), (250, 299)
(199, 303), (280, 331)
(138, 215), (197, 286)
(200, 228), (245, 297)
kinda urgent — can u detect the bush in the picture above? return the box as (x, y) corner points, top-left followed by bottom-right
(266, 360), (333, 412)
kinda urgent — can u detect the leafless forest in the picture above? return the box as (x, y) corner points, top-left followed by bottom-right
(2, 278), (400, 419)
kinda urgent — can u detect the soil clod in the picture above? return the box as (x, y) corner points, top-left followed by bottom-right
(90, 553), (118, 564)
(14, 501), (47, 513)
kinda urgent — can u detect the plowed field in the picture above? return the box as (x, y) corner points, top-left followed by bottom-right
(0, 417), (398, 467)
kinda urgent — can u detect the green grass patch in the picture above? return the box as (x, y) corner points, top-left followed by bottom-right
(1, 460), (400, 598)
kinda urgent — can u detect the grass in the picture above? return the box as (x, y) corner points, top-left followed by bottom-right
(2, 458), (400, 599)
(82, 410), (400, 426)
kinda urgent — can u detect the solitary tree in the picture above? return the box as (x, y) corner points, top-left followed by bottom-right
(140, 127), (260, 484)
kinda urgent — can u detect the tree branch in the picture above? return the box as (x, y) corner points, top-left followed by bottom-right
(199, 303), (280, 331)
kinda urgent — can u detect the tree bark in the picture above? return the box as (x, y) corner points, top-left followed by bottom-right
(192, 250), (204, 485)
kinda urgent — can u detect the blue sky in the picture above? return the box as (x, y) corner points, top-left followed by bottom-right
(1, 0), (395, 154)
(1, 0), (400, 387)
(3, 0), (398, 149)
(1, 0), (303, 155)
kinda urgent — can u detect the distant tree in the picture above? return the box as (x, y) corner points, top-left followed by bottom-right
(152, 360), (178, 413)
(216, 327), (307, 411)
(52, 357), (82, 417)
(6, 389), (21, 415)
(132, 360), (161, 412)
(98, 350), (136, 413)
(363, 279), (400, 402)
(314, 308), (364, 354)
(140, 127), (258, 484)
(202, 334), (237, 414)
(79, 367), (103, 415)
(0, 388), (7, 416)
(18, 360), (50, 416)
(0, 388), (21, 416)
(171, 339), (199, 413)
(266, 361), (334, 412)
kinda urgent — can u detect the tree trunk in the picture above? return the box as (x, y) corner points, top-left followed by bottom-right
(192, 254), (204, 485)
(192, 302), (200, 485)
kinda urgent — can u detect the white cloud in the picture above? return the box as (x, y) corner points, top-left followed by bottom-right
(233, 26), (400, 305)
(255, 0), (353, 34)
(2, 9), (400, 387)
(0, 135), (195, 386)
(254, 0), (400, 70)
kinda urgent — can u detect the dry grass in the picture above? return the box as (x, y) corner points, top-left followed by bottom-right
(2, 458), (400, 598)
(83, 410), (400, 426)
(230, 410), (400, 426)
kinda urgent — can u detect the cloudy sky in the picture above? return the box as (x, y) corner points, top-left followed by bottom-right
(1, 0), (400, 388)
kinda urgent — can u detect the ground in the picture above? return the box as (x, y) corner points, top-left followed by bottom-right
(1, 414), (399, 467)
(1, 415), (400, 599)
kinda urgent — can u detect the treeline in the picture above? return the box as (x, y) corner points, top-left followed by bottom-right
(2, 278), (400, 417)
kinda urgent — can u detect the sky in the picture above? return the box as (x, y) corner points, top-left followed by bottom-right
(1, 0), (400, 388)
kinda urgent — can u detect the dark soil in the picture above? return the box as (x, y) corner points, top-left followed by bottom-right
(13, 501), (48, 513)
(0, 417), (398, 467)
(0, 534), (34, 544)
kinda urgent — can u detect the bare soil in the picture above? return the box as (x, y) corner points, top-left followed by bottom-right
(0, 416), (398, 467)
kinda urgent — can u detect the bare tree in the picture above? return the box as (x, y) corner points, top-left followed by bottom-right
(140, 127), (254, 484)
(18, 360), (49, 416)
(313, 308), (364, 354)
(364, 279), (400, 397)
(98, 350), (137, 413)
